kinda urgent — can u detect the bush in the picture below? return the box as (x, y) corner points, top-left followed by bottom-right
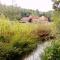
(52, 11), (60, 33)
(42, 40), (60, 60)
(32, 24), (55, 42)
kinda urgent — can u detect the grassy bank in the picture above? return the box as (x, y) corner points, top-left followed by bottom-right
(0, 18), (54, 60)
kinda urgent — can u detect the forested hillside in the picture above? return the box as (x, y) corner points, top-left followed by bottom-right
(0, 4), (52, 21)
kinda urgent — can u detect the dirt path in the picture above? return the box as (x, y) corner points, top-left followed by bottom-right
(24, 41), (51, 60)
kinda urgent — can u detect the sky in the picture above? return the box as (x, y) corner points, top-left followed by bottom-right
(0, 0), (53, 12)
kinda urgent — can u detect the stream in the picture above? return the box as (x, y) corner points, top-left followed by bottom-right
(24, 41), (51, 60)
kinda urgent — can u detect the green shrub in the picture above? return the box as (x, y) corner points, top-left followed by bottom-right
(52, 11), (60, 33)
(42, 40), (60, 60)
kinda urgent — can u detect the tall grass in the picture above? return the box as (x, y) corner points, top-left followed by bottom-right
(0, 17), (53, 60)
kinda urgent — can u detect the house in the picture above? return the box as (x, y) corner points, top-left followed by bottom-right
(21, 16), (32, 23)
(39, 16), (50, 23)
(29, 16), (39, 23)
(21, 15), (51, 23)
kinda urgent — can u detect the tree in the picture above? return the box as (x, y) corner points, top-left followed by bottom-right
(52, 0), (60, 33)
(52, 0), (60, 10)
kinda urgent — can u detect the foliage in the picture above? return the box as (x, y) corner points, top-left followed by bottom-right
(0, 4), (41, 21)
(51, 10), (60, 34)
(0, 18), (53, 60)
(52, 0), (60, 10)
(42, 2), (60, 60)
(31, 24), (55, 42)
(0, 4), (52, 21)
(41, 40), (60, 60)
